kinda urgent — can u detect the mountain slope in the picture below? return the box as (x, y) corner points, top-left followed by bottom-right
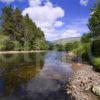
(53, 37), (81, 45)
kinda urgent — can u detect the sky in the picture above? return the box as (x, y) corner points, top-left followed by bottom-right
(0, 0), (96, 41)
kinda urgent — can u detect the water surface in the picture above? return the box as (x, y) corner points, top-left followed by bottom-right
(0, 51), (73, 100)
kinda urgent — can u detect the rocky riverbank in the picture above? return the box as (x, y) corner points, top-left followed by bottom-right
(66, 63), (100, 100)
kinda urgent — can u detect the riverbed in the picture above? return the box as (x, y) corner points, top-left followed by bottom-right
(0, 51), (73, 100)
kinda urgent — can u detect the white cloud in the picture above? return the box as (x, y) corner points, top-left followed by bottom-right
(60, 29), (81, 39)
(29, 0), (41, 7)
(80, 0), (89, 6)
(68, 19), (89, 33)
(57, 18), (89, 40)
(54, 21), (64, 28)
(22, 0), (89, 41)
(22, 0), (65, 41)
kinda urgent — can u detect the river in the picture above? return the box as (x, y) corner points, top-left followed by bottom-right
(0, 51), (73, 100)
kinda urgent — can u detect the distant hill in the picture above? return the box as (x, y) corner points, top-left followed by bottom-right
(53, 37), (81, 45)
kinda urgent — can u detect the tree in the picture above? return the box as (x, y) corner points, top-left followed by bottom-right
(54, 44), (65, 51)
(65, 42), (73, 51)
(23, 14), (48, 50)
(0, 6), (48, 50)
(91, 37), (100, 57)
(1, 6), (14, 36)
(88, 0), (100, 37)
(13, 7), (24, 44)
(81, 33), (91, 43)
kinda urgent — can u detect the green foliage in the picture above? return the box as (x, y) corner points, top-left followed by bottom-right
(88, 1), (100, 70)
(54, 44), (65, 51)
(49, 41), (80, 51)
(81, 33), (91, 43)
(91, 37), (100, 57)
(0, 6), (47, 51)
(88, 0), (100, 37)
(81, 43), (90, 61)
(4, 40), (16, 50)
(48, 42), (54, 50)
(75, 1), (100, 71)
(13, 7), (24, 42)
(72, 45), (82, 55)
(92, 57), (100, 70)
(0, 35), (9, 50)
(32, 39), (48, 50)
(73, 43), (90, 61)
(1, 6), (14, 36)
(65, 41), (80, 51)
(65, 42), (73, 51)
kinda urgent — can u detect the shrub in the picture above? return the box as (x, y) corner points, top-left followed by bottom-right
(91, 37), (100, 57)
(0, 35), (9, 50)
(92, 57), (100, 70)
(81, 33), (91, 43)
(65, 41), (80, 51)
(73, 43), (90, 61)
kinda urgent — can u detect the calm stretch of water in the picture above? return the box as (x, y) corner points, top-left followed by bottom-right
(0, 51), (73, 100)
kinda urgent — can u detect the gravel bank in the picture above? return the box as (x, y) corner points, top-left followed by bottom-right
(0, 50), (46, 54)
(66, 63), (100, 100)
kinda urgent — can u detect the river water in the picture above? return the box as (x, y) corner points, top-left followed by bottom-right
(0, 51), (73, 100)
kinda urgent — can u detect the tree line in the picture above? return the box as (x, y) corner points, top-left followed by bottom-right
(81, 0), (100, 70)
(75, 0), (100, 70)
(0, 6), (48, 51)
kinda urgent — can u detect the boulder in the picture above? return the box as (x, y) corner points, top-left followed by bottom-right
(92, 85), (100, 96)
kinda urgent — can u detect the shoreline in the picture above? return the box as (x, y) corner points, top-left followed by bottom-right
(66, 62), (100, 100)
(0, 50), (46, 54)
(61, 52), (100, 100)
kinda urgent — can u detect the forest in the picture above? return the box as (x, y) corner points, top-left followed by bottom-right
(0, 6), (48, 51)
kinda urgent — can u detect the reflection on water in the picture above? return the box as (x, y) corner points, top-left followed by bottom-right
(0, 51), (73, 100)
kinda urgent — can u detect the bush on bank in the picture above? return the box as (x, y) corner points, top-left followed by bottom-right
(92, 57), (100, 70)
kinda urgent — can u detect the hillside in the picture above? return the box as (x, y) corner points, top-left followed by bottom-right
(53, 37), (81, 45)
(0, 6), (48, 50)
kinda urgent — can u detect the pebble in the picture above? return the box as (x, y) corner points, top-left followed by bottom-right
(66, 63), (100, 100)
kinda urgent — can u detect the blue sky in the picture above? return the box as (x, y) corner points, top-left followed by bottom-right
(0, 0), (96, 41)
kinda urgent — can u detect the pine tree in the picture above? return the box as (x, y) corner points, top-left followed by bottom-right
(13, 7), (24, 42)
(0, 6), (48, 50)
(1, 6), (14, 37)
